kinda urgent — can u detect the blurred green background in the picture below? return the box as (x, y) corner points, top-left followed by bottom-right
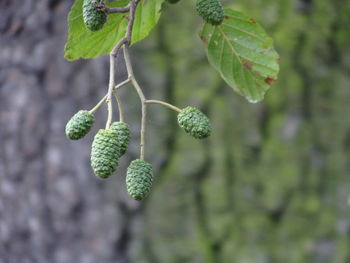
(1, 0), (350, 262)
(139, 1), (350, 262)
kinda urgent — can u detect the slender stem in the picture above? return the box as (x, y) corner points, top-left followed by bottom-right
(145, 100), (181, 113)
(140, 97), (147, 160)
(105, 6), (130, 13)
(123, 47), (147, 160)
(113, 90), (124, 122)
(102, 0), (143, 155)
(112, 77), (131, 122)
(90, 95), (107, 114)
(93, 1), (130, 13)
(123, 46), (134, 77)
(115, 77), (132, 90)
(89, 78), (131, 114)
(111, 0), (140, 56)
(105, 54), (116, 129)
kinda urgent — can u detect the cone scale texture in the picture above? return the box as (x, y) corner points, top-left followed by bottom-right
(196, 0), (224, 26)
(65, 110), (94, 140)
(91, 129), (120, 179)
(177, 106), (211, 139)
(83, 0), (107, 31)
(110, 122), (130, 158)
(126, 159), (153, 200)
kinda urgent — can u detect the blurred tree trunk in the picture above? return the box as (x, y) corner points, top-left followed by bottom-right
(0, 1), (141, 262)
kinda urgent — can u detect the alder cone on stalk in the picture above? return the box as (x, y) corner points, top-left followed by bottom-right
(196, 0), (224, 25)
(83, 0), (107, 31)
(91, 129), (120, 179)
(126, 159), (153, 200)
(65, 110), (95, 140)
(110, 121), (130, 158)
(177, 106), (211, 139)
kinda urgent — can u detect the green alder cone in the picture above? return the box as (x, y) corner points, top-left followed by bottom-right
(126, 159), (153, 200)
(91, 129), (120, 179)
(83, 0), (107, 31)
(177, 106), (211, 139)
(110, 122), (130, 158)
(65, 110), (94, 140)
(196, 0), (224, 25)
(167, 0), (181, 4)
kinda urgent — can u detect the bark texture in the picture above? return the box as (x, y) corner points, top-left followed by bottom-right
(0, 1), (143, 262)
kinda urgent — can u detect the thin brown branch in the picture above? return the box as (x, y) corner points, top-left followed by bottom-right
(145, 100), (181, 113)
(111, 0), (140, 56)
(123, 47), (147, 160)
(105, 0), (140, 127)
(89, 78), (131, 114)
(105, 54), (116, 129)
(113, 90), (125, 122)
(93, 1), (130, 14)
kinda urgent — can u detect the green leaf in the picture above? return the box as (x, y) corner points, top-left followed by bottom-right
(199, 8), (280, 103)
(65, 0), (164, 61)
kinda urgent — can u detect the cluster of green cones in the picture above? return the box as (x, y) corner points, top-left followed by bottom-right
(65, 106), (211, 200)
(82, 0), (224, 34)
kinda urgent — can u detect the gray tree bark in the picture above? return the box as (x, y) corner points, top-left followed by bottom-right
(0, 1), (148, 262)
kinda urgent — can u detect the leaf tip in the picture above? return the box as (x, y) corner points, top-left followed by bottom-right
(64, 52), (75, 62)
